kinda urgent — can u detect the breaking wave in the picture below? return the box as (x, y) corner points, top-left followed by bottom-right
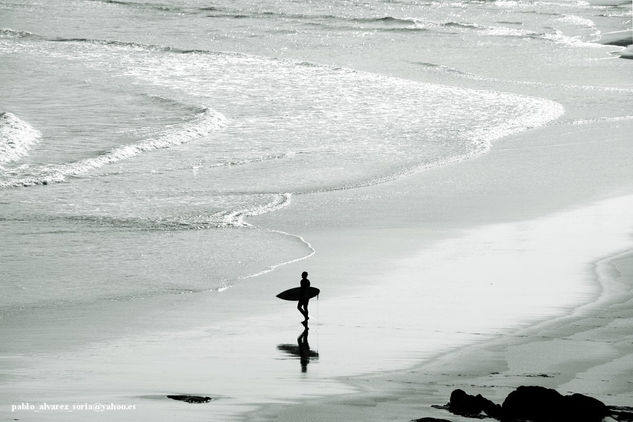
(0, 108), (226, 188)
(0, 112), (41, 165)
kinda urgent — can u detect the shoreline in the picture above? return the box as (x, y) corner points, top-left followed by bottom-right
(249, 246), (633, 422)
(241, 108), (633, 419)
(3, 112), (633, 422)
(3, 28), (633, 422)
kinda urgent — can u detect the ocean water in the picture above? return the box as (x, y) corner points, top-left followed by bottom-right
(2, 0), (633, 419)
(1, 0), (631, 334)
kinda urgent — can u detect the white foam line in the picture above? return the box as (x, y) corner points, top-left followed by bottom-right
(206, 195), (315, 287)
(308, 95), (564, 195)
(213, 192), (317, 281)
(217, 193), (293, 227)
(208, 284), (232, 293)
(242, 229), (316, 280)
(571, 115), (633, 125)
(0, 108), (226, 188)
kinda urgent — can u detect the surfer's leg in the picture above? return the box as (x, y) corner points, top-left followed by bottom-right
(297, 301), (309, 321)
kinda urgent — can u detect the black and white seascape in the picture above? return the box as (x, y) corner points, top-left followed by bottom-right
(1, 0), (633, 421)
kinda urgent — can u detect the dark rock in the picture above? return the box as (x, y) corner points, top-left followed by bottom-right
(501, 386), (608, 422)
(166, 394), (212, 403)
(502, 386), (564, 421)
(433, 386), (613, 422)
(411, 418), (453, 422)
(447, 389), (502, 419)
(563, 393), (609, 421)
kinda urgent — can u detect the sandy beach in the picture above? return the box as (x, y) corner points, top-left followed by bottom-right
(250, 248), (633, 422)
(247, 118), (633, 421)
(4, 87), (633, 421)
(2, 0), (633, 420)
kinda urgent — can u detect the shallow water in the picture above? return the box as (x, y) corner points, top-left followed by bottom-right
(5, 0), (627, 310)
(1, 0), (632, 417)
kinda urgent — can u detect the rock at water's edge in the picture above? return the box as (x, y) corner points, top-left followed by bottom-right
(447, 389), (502, 419)
(166, 395), (212, 403)
(501, 386), (609, 422)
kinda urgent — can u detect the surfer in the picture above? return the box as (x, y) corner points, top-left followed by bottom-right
(275, 273), (319, 327)
(298, 271), (310, 327)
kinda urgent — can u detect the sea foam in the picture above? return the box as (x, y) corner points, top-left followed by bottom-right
(0, 112), (41, 165)
(0, 108), (225, 188)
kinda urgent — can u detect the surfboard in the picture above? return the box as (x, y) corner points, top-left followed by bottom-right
(276, 287), (320, 301)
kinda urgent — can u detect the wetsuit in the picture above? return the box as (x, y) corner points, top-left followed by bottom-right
(298, 277), (310, 322)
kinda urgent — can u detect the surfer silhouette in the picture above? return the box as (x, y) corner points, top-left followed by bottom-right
(298, 271), (310, 327)
(276, 271), (319, 326)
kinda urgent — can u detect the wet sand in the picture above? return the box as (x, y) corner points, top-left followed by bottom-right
(2, 46), (633, 421)
(245, 114), (633, 420)
(249, 249), (633, 422)
(3, 113), (633, 422)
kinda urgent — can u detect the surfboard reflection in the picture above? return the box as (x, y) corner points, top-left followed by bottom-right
(277, 327), (319, 373)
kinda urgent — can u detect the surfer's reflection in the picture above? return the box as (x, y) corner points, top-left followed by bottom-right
(277, 326), (319, 373)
